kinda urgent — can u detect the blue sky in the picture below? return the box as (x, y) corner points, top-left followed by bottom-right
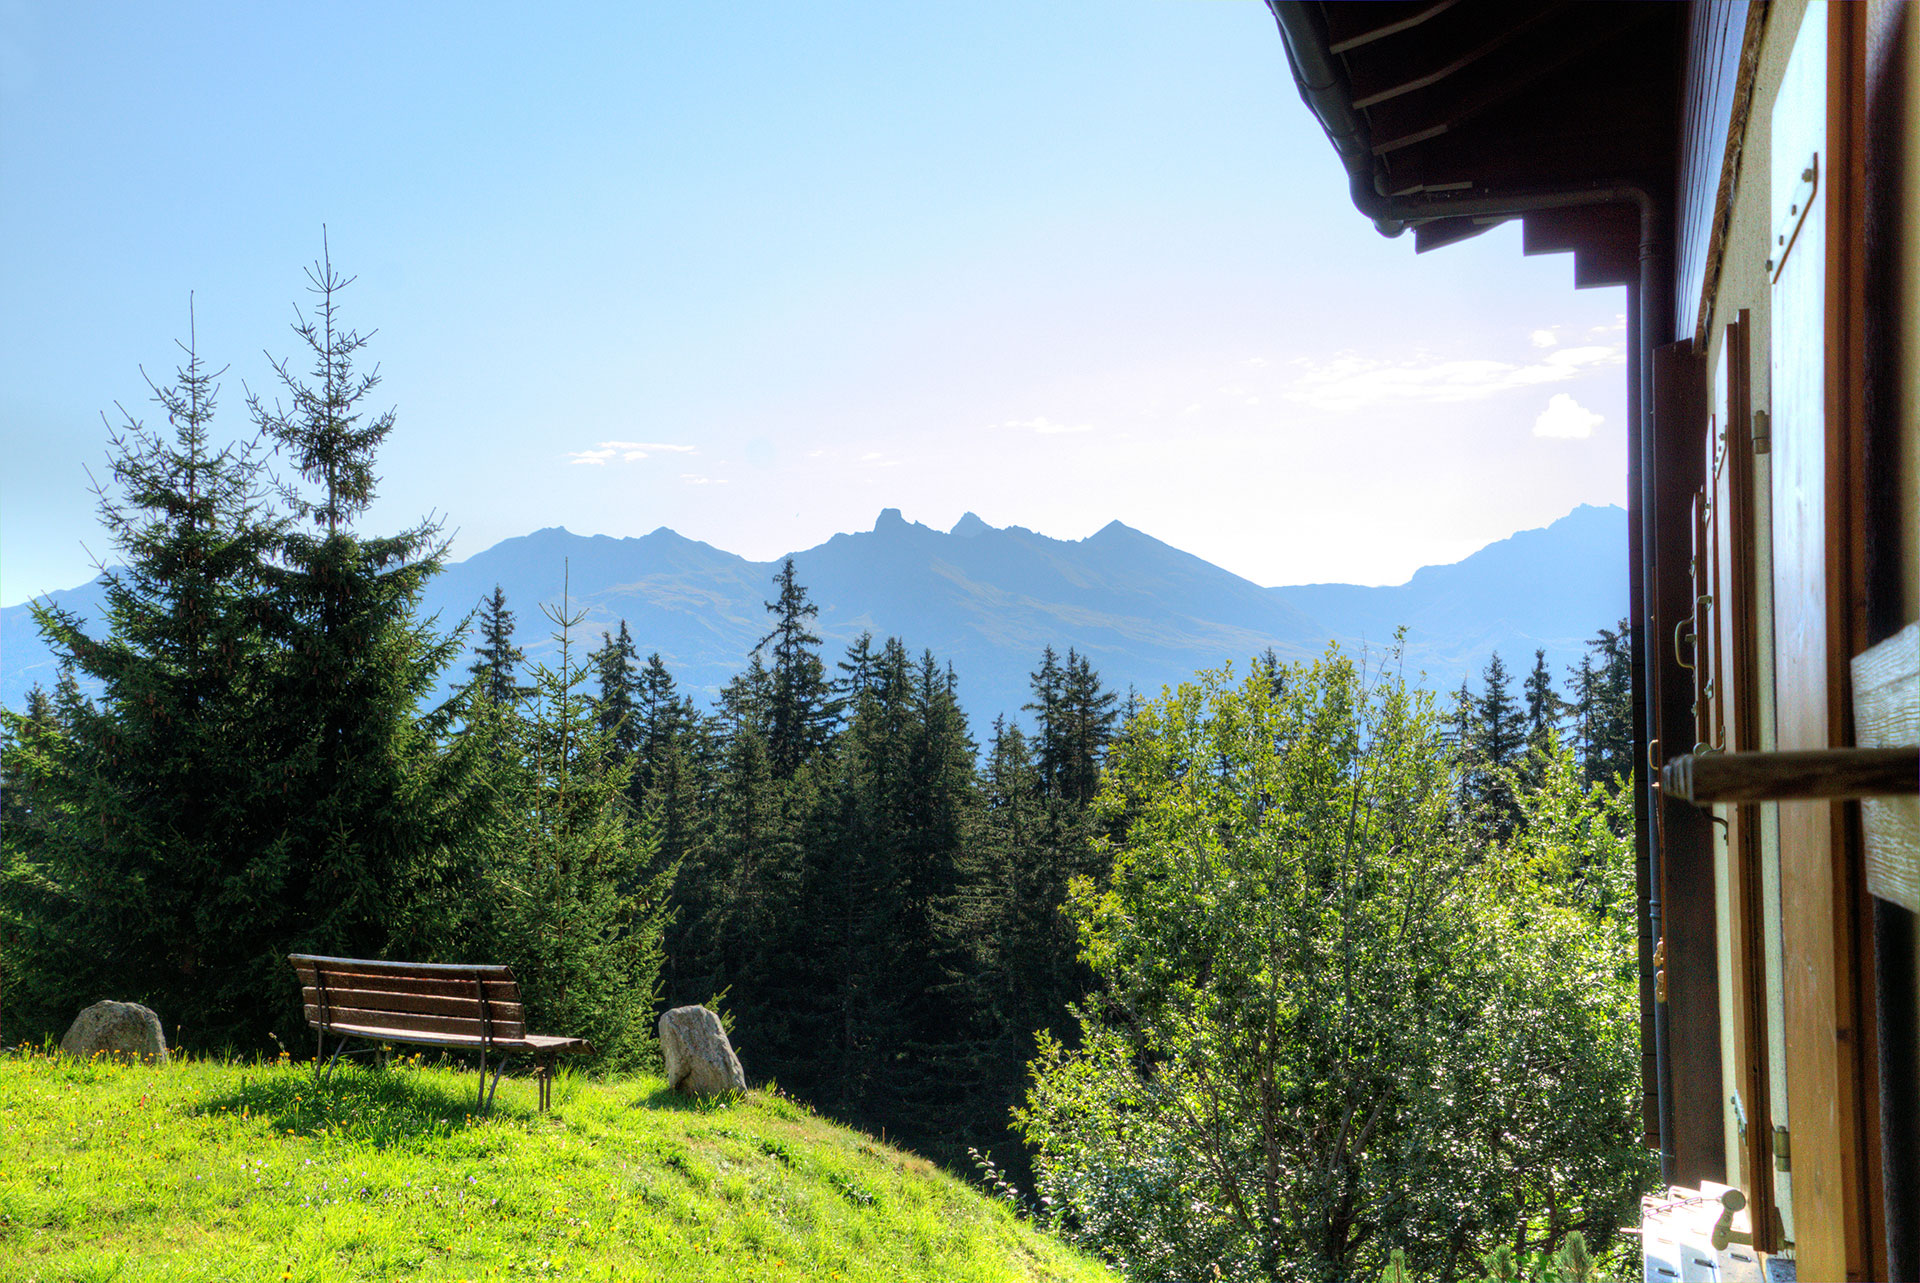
(0, 1), (1628, 608)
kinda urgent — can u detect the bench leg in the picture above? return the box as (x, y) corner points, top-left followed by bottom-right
(320, 1033), (353, 1085)
(483, 1058), (507, 1114)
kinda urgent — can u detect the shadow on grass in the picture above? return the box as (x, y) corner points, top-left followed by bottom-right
(192, 1060), (528, 1148)
(635, 1083), (746, 1115)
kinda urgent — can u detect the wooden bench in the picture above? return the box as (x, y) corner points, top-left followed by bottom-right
(289, 954), (589, 1113)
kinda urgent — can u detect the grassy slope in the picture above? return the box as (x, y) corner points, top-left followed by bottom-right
(0, 1049), (1113, 1283)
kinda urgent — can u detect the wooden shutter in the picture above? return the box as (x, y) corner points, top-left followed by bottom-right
(1652, 338), (1725, 1188)
(1768, 6), (1879, 1277)
(1707, 310), (1780, 1249)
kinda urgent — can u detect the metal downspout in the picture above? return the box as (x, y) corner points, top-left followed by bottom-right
(1266, 0), (1677, 1177)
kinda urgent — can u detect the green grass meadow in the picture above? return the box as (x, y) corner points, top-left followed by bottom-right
(0, 1047), (1113, 1283)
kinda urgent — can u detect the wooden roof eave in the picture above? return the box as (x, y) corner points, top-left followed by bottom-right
(1267, 0), (1660, 258)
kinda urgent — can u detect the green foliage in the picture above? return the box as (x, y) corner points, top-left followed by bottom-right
(481, 590), (675, 1069)
(1399, 744), (1651, 1271)
(1016, 647), (1655, 1283)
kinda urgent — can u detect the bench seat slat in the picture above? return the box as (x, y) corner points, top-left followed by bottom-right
(304, 1004), (526, 1042)
(312, 1022), (587, 1056)
(301, 985), (525, 1023)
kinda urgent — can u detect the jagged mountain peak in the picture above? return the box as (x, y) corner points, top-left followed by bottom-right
(2, 506), (1627, 725)
(950, 512), (993, 538)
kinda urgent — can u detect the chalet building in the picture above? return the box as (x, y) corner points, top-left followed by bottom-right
(1270, 2), (1919, 1278)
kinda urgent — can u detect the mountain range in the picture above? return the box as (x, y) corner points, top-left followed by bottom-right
(2, 504), (1627, 728)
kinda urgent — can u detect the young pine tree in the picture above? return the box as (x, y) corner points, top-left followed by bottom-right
(486, 590), (675, 1067)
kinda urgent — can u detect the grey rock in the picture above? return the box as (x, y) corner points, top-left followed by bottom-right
(61, 1000), (169, 1065)
(658, 1005), (745, 1096)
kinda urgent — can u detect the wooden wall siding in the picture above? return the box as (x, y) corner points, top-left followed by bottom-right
(1678, 1), (1765, 345)
(1769, 6), (1877, 1276)
(1653, 339), (1726, 1188)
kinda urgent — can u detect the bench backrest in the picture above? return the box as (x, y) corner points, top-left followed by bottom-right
(289, 954), (527, 1044)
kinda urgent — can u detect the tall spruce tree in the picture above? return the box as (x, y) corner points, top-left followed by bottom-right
(971, 719), (1048, 1147)
(758, 559), (831, 778)
(1025, 647), (1065, 797)
(589, 619), (642, 769)
(834, 631), (881, 718)
(0, 312), (292, 1043)
(1524, 647), (1564, 753)
(895, 650), (982, 1139)
(1058, 649), (1118, 806)
(1465, 651), (1526, 840)
(468, 585), (527, 705)
(247, 242), (488, 978)
(634, 651), (685, 794)
(1571, 620), (1635, 788)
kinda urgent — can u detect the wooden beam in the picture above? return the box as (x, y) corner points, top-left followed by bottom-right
(1662, 748), (1920, 804)
(1324, 0), (1461, 57)
(1346, 2), (1570, 110)
(1363, 6), (1658, 155)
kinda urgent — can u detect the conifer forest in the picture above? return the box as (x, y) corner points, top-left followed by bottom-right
(0, 262), (1652, 1281)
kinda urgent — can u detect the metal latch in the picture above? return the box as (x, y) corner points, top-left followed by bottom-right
(1774, 1123), (1791, 1172)
(1768, 156), (1819, 279)
(1752, 407), (1770, 455)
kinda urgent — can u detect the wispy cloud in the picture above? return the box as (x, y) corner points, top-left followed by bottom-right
(1285, 342), (1624, 412)
(1530, 328), (1558, 349)
(998, 416), (1094, 435)
(1533, 393), (1604, 439)
(679, 473), (727, 486)
(566, 439), (696, 466)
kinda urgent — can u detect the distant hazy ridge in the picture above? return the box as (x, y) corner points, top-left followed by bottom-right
(2, 504), (1627, 727)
